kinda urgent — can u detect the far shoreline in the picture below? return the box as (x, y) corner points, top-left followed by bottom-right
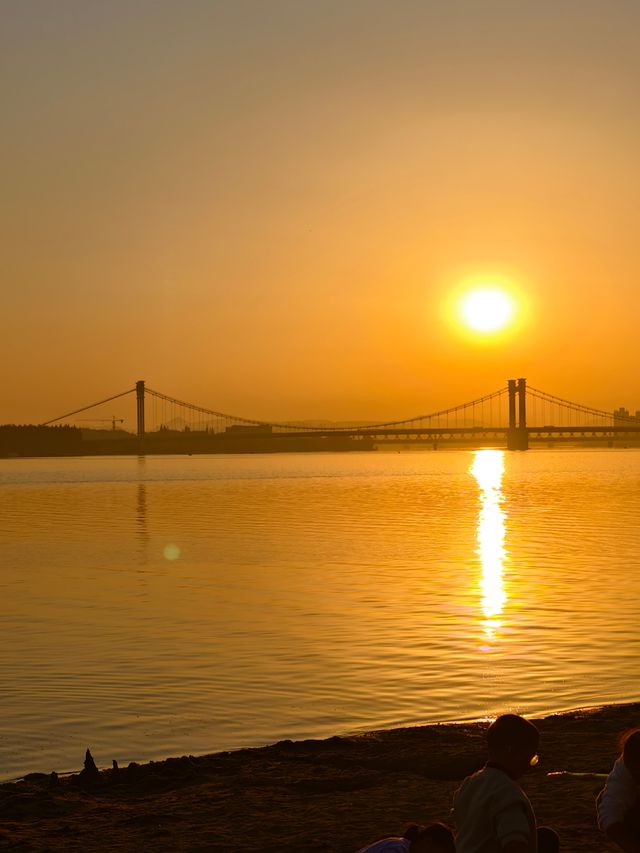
(2, 701), (638, 851)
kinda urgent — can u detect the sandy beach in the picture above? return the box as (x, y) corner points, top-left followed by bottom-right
(1, 703), (637, 852)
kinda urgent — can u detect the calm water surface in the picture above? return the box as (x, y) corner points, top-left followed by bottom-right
(1, 449), (639, 780)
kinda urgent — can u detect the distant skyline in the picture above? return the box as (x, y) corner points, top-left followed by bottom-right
(2, 1), (639, 424)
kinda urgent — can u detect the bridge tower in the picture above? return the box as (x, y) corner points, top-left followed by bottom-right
(507, 377), (528, 450)
(136, 380), (145, 439)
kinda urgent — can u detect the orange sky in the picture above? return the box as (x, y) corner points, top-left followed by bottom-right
(2, 1), (639, 424)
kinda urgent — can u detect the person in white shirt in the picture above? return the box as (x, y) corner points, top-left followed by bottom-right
(453, 714), (559, 853)
(356, 821), (456, 853)
(597, 728), (640, 853)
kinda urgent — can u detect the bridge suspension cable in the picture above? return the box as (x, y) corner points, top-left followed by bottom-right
(41, 388), (136, 426)
(145, 385), (508, 432)
(527, 386), (630, 423)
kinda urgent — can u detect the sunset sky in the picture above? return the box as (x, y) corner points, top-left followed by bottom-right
(3, 1), (639, 425)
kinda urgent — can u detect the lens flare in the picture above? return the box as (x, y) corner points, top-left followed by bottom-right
(163, 543), (181, 561)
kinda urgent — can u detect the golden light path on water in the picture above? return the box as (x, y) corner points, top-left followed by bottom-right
(470, 449), (507, 647)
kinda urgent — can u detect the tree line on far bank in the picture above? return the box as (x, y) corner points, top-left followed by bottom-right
(0, 424), (82, 456)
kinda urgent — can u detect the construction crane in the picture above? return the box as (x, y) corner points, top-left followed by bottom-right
(77, 416), (125, 431)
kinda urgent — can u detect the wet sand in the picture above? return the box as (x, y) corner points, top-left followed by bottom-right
(1, 703), (637, 852)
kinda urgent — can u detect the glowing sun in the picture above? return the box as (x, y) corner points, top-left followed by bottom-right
(458, 287), (515, 333)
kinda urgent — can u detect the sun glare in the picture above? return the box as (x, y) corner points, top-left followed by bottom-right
(470, 449), (507, 644)
(459, 287), (515, 333)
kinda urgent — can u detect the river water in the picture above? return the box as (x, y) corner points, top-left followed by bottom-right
(1, 449), (639, 780)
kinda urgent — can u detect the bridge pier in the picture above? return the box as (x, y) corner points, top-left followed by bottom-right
(136, 380), (145, 440)
(507, 377), (528, 450)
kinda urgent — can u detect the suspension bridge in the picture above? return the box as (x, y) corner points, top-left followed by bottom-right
(40, 378), (640, 453)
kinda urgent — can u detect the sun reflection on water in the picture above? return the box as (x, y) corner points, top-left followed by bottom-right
(470, 449), (507, 645)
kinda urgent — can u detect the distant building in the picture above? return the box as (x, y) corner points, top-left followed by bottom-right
(613, 407), (640, 425)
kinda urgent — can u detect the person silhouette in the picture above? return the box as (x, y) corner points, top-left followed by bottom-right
(356, 821), (456, 853)
(453, 714), (559, 852)
(597, 728), (640, 853)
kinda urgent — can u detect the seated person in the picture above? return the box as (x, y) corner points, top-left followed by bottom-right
(356, 821), (456, 853)
(597, 728), (640, 853)
(453, 714), (559, 852)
